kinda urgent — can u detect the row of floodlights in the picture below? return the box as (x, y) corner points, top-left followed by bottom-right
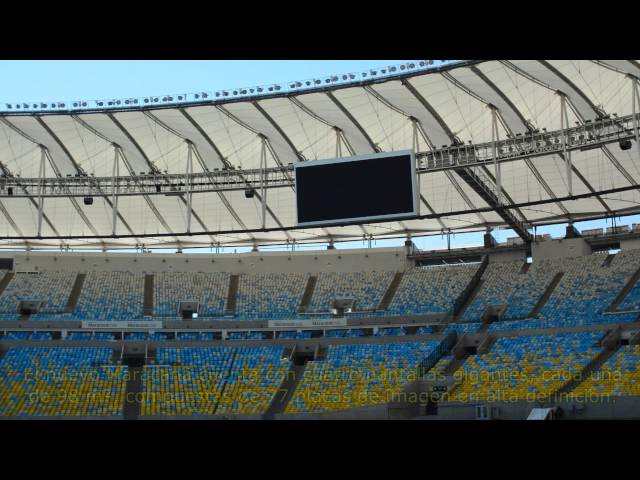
(2, 60), (441, 112)
(213, 60), (436, 97)
(5, 102), (87, 110)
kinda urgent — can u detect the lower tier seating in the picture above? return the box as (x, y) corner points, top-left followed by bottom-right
(570, 345), (640, 398)
(447, 332), (602, 402)
(285, 341), (441, 413)
(0, 347), (127, 417)
(141, 346), (289, 416)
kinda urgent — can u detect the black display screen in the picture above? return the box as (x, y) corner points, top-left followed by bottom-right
(295, 151), (417, 226)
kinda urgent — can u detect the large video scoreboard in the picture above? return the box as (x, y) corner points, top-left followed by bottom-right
(295, 150), (418, 227)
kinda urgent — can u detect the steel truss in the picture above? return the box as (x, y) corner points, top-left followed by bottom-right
(0, 113), (637, 199)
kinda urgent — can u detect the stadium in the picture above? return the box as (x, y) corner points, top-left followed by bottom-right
(1, 59), (640, 420)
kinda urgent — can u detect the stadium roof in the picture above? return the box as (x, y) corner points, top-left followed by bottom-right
(0, 59), (639, 250)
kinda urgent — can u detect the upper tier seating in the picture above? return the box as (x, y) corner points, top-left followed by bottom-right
(0, 347), (127, 417)
(0, 271), (77, 314)
(462, 261), (523, 321)
(286, 340), (440, 413)
(309, 271), (394, 312)
(154, 272), (229, 318)
(72, 271), (145, 321)
(237, 273), (309, 319)
(447, 332), (602, 402)
(388, 264), (479, 316)
(615, 249), (640, 311)
(499, 258), (562, 320)
(489, 250), (640, 331)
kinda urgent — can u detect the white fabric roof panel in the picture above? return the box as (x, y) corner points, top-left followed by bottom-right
(256, 97), (337, 162)
(331, 87), (413, 152)
(0, 59), (638, 249)
(368, 80), (451, 148)
(293, 92), (376, 154)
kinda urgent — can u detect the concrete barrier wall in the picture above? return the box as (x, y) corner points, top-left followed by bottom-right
(11, 247), (409, 274)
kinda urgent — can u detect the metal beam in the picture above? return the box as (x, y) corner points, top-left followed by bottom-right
(212, 105), (292, 238)
(325, 91), (379, 152)
(288, 97), (357, 155)
(137, 111), (218, 242)
(401, 78), (460, 145)
(4, 182), (640, 245)
(470, 66), (577, 217)
(252, 101), (305, 161)
(41, 148), (100, 237)
(105, 113), (179, 241)
(503, 60), (639, 190)
(68, 115), (146, 241)
(404, 76), (530, 241)
(2, 114), (638, 196)
(470, 65), (534, 131)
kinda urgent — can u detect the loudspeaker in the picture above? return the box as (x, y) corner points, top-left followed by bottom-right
(18, 300), (44, 314)
(244, 189), (255, 198)
(83, 197), (93, 205)
(179, 301), (199, 320)
(620, 139), (632, 151)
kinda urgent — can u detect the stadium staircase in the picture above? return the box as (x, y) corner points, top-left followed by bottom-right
(0, 271), (14, 296)
(455, 168), (532, 243)
(262, 347), (308, 420)
(64, 273), (86, 314)
(143, 274), (154, 317)
(298, 275), (317, 314)
(314, 344), (328, 360)
(453, 256), (488, 318)
(479, 305), (507, 332)
(607, 265), (640, 312)
(418, 332), (457, 378)
(123, 355), (145, 420)
(377, 272), (404, 311)
(602, 253), (616, 268)
(553, 328), (622, 397)
(224, 275), (239, 317)
(528, 272), (564, 318)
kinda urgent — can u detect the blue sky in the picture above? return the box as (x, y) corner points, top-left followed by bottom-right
(0, 60), (415, 105)
(0, 60), (636, 253)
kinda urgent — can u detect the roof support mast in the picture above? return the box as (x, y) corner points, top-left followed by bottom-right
(260, 135), (267, 230)
(111, 145), (120, 236)
(632, 75), (640, 162)
(186, 141), (193, 233)
(490, 106), (502, 205)
(411, 118), (421, 199)
(559, 93), (573, 196)
(37, 146), (46, 237)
